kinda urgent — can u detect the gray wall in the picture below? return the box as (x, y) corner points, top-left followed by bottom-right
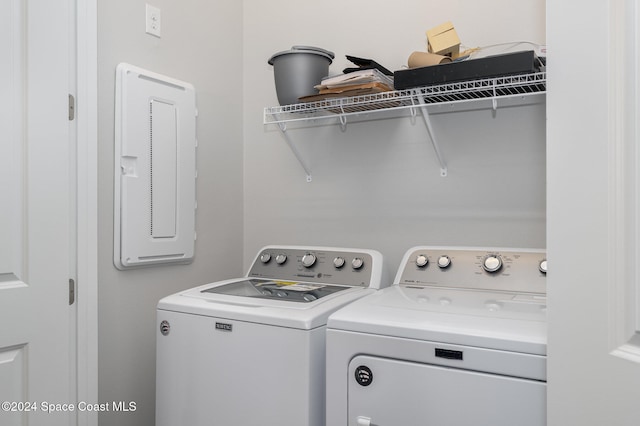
(97, 1), (243, 425)
(243, 0), (546, 271)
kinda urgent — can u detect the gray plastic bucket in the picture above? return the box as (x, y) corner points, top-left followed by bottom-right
(268, 46), (334, 105)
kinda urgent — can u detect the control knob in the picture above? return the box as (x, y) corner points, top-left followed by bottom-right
(416, 254), (429, 268)
(437, 255), (451, 269)
(351, 257), (364, 270)
(539, 259), (548, 274)
(301, 253), (317, 268)
(275, 254), (287, 265)
(333, 257), (346, 269)
(482, 254), (503, 273)
(260, 253), (271, 264)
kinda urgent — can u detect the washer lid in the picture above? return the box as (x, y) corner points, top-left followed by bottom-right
(158, 277), (376, 330)
(200, 278), (351, 303)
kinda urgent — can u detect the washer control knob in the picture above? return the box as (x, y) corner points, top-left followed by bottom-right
(539, 259), (548, 274)
(437, 255), (451, 269)
(301, 253), (317, 268)
(260, 253), (272, 264)
(275, 254), (287, 265)
(351, 257), (364, 270)
(416, 254), (429, 268)
(333, 257), (346, 269)
(482, 255), (503, 273)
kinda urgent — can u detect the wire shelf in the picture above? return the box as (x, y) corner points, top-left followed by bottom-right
(264, 72), (546, 125)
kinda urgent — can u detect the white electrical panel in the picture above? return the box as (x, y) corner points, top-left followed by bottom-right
(114, 63), (197, 269)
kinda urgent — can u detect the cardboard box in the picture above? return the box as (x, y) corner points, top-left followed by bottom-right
(427, 21), (460, 58)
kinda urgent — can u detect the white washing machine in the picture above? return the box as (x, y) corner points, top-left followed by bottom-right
(156, 245), (387, 426)
(326, 246), (547, 426)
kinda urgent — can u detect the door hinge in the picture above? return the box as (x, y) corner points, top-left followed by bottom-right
(68, 94), (75, 121)
(69, 279), (75, 305)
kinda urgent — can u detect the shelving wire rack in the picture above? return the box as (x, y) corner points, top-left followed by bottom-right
(263, 72), (546, 180)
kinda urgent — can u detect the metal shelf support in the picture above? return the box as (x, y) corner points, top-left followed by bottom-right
(414, 91), (448, 177)
(277, 121), (312, 182)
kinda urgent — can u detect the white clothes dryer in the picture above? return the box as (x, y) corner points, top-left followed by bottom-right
(156, 245), (387, 426)
(326, 246), (547, 426)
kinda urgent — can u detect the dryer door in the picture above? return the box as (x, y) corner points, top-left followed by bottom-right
(348, 355), (546, 426)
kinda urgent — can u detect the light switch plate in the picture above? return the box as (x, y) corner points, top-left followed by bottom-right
(145, 4), (161, 37)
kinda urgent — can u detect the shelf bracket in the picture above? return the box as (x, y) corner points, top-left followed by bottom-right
(414, 91), (448, 177)
(338, 105), (348, 131)
(277, 121), (312, 182)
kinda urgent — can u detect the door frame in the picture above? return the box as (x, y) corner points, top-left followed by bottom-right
(75, 0), (98, 424)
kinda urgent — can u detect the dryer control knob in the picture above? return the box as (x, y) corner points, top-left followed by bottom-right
(275, 254), (287, 265)
(260, 253), (272, 263)
(351, 257), (364, 270)
(301, 253), (317, 268)
(416, 254), (429, 268)
(482, 255), (503, 273)
(539, 259), (548, 274)
(333, 257), (346, 269)
(437, 255), (451, 269)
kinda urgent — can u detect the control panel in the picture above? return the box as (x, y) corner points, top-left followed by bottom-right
(397, 247), (547, 294)
(248, 246), (382, 288)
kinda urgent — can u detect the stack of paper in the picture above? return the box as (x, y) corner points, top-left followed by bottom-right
(299, 68), (394, 102)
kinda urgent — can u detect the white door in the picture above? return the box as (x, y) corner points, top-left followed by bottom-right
(547, 1), (640, 425)
(0, 0), (75, 425)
